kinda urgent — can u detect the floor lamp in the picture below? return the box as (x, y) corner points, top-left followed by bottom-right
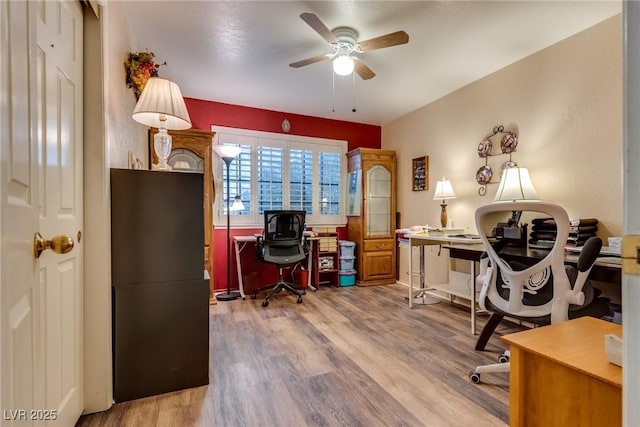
(214, 145), (243, 301)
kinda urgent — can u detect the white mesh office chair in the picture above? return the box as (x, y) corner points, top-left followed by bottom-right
(469, 201), (609, 383)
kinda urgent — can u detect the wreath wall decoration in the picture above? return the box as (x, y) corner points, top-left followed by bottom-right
(124, 51), (166, 100)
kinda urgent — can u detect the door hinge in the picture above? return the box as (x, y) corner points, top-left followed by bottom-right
(622, 234), (640, 275)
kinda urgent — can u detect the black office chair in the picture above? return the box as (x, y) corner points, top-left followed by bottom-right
(255, 210), (307, 307)
(469, 201), (610, 383)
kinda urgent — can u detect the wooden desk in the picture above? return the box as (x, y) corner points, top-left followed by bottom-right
(503, 317), (622, 427)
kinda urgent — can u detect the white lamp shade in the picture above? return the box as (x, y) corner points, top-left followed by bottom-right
(132, 77), (192, 130)
(333, 55), (355, 76)
(433, 178), (456, 200)
(230, 196), (245, 212)
(493, 167), (540, 202)
(213, 144), (242, 160)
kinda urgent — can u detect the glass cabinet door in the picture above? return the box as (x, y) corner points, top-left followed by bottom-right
(366, 165), (391, 236)
(346, 170), (362, 216)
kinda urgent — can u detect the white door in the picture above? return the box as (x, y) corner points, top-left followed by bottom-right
(624, 4), (640, 425)
(1, 1), (84, 426)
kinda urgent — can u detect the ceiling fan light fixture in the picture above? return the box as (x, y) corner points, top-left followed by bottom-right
(333, 54), (354, 76)
(292, 14), (408, 81)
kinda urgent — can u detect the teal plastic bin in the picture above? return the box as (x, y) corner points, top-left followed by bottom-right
(339, 270), (356, 287)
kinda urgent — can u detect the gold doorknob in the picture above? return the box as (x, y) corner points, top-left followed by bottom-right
(33, 232), (74, 259)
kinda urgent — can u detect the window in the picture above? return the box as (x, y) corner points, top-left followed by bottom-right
(212, 126), (347, 227)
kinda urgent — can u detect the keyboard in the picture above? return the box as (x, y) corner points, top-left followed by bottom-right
(447, 234), (482, 239)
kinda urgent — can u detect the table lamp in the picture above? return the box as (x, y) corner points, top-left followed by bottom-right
(132, 77), (192, 171)
(214, 144), (243, 301)
(433, 177), (456, 228)
(493, 167), (539, 202)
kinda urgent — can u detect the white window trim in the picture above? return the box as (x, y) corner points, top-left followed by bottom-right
(211, 126), (348, 229)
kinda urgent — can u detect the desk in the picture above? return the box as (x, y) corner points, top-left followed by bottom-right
(446, 243), (623, 350)
(233, 235), (316, 299)
(445, 244), (622, 284)
(502, 317), (622, 427)
(406, 234), (483, 334)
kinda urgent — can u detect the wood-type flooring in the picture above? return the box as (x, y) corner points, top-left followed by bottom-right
(77, 283), (523, 427)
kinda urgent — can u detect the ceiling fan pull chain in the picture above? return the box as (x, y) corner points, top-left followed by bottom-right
(352, 71), (357, 113)
(331, 70), (336, 113)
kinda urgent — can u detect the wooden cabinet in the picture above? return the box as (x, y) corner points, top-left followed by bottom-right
(346, 148), (397, 286)
(150, 128), (216, 303)
(111, 169), (209, 402)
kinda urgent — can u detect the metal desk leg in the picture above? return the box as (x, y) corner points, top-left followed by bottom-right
(413, 245), (440, 305)
(408, 242), (440, 306)
(420, 245), (425, 289)
(471, 260), (476, 335)
(234, 240), (247, 300)
(409, 242), (414, 308)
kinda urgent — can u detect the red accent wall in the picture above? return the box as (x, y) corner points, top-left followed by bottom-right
(185, 97), (381, 151)
(184, 97), (381, 293)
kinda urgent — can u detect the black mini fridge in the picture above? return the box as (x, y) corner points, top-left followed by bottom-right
(110, 169), (209, 402)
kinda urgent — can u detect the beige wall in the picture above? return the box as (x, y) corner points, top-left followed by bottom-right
(105, 2), (148, 169)
(84, 1), (144, 413)
(384, 15), (623, 238)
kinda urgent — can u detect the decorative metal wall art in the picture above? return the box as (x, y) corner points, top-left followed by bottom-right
(476, 125), (519, 196)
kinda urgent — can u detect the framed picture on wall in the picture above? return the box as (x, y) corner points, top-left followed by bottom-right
(412, 156), (428, 191)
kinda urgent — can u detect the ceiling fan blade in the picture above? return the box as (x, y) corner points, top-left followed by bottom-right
(358, 31), (409, 52)
(300, 13), (338, 44)
(354, 60), (376, 80)
(289, 54), (330, 68)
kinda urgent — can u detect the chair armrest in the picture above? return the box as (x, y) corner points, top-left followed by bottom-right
(476, 256), (492, 312)
(566, 268), (591, 305)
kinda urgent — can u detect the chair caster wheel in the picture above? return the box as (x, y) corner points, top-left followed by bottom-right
(251, 293), (257, 300)
(262, 300), (269, 307)
(469, 371), (481, 384)
(297, 296), (303, 304)
(498, 353), (509, 363)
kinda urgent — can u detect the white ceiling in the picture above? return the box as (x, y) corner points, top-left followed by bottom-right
(123, 1), (621, 126)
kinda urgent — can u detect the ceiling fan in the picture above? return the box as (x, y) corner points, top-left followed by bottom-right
(289, 13), (409, 80)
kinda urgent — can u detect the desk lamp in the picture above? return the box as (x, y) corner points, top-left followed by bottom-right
(493, 167), (539, 244)
(433, 177), (457, 228)
(214, 144), (243, 301)
(132, 77), (192, 170)
(493, 167), (539, 202)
